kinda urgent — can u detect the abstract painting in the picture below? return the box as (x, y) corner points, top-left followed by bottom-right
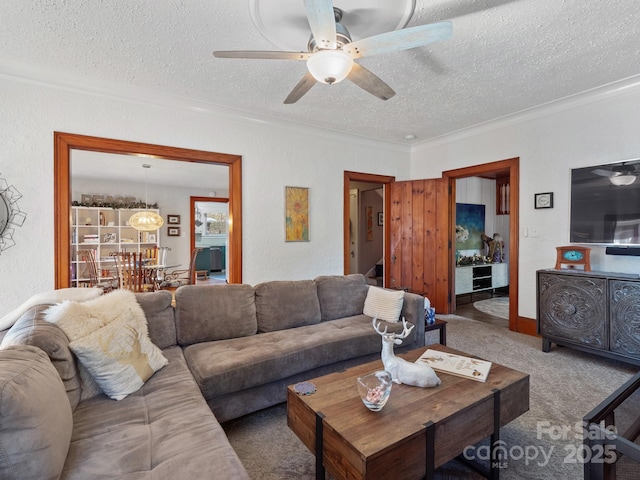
(455, 203), (485, 250)
(285, 186), (309, 242)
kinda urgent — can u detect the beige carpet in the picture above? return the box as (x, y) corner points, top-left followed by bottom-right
(473, 296), (509, 319)
(223, 315), (639, 479)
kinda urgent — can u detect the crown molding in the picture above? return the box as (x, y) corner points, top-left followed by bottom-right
(411, 73), (640, 151)
(0, 58), (409, 154)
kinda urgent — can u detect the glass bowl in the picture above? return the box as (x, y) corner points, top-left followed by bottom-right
(356, 370), (392, 411)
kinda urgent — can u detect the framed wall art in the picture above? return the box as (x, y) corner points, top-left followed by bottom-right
(534, 192), (554, 209)
(167, 214), (181, 224)
(285, 186), (309, 242)
(167, 226), (181, 237)
(455, 203), (485, 250)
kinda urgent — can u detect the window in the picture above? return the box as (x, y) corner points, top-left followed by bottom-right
(206, 213), (227, 235)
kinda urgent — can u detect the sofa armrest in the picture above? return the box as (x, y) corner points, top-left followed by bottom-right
(401, 292), (425, 347)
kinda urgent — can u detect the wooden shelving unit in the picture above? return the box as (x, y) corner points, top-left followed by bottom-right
(71, 206), (160, 287)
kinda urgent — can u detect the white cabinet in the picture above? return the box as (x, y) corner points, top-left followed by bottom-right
(455, 263), (509, 295)
(71, 206), (160, 287)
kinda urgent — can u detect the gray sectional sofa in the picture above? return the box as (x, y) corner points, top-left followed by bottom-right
(0, 274), (425, 479)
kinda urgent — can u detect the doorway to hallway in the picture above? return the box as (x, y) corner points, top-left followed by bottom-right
(343, 171), (395, 284)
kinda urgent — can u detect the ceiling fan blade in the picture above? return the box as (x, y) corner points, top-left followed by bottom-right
(303, 0), (337, 49)
(592, 169), (614, 177)
(344, 21), (453, 58)
(284, 72), (317, 104)
(213, 51), (311, 60)
(347, 63), (395, 101)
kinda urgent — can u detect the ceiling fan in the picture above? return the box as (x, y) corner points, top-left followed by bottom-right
(213, 0), (452, 104)
(592, 163), (640, 186)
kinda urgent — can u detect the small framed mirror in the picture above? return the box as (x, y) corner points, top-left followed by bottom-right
(0, 175), (27, 254)
(0, 193), (9, 235)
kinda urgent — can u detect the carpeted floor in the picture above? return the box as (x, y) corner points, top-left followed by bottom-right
(223, 315), (639, 479)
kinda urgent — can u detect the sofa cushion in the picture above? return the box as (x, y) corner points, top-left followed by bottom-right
(315, 274), (368, 321)
(0, 345), (73, 480)
(62, 346), (250, 479)
(255, 280), (321, 332)
(135, 290), (176, 349)
(175, 284), (257, 346)
(68, 309), (169, 401)
(184, 315), (416, 400)
(0, 304), (82, 410)
(363, 286), (405, 323)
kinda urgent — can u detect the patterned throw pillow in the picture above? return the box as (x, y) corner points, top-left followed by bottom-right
(68, 309), (168, 400)
(363, 286), (405, 323)
(45, 290), (167, 401)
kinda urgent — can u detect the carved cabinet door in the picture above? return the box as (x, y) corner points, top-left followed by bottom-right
(538, 272), (607, 349)
(609, 280), (640, 358)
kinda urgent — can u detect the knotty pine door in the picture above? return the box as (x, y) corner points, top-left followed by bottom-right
(387, 178), (451, 313)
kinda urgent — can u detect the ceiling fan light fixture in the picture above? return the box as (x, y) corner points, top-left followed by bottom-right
(307, 49), (353, 85)
(609, 174), (636, 186)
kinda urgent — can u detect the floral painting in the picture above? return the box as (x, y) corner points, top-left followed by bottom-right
(285, 186), (309, 242)
(455, 203), (485, 250)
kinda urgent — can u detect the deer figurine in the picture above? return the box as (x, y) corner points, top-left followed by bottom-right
(373, 317), (441, 388)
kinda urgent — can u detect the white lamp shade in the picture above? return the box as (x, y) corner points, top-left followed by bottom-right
(128, 211), (164, 231)
(609, 174), (636, 186)
(307, 50), (354, 85)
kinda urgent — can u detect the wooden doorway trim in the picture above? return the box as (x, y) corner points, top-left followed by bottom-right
(343, 171), (395, 275)
(443, 158), (530, 334)
(190, 196), (229, 284)
(54, 132), (243, 287)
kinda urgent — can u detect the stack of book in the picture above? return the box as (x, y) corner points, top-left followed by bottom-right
(82, 234), (99, 244)
(416, 349), (492, 382)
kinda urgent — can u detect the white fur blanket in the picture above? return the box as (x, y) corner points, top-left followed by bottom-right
(0, 287), (103, 332)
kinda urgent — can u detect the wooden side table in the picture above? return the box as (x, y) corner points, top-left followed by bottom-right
(425, 318), (447, 345)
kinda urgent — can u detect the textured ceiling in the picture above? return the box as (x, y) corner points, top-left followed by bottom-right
(2, 0), (640, 145)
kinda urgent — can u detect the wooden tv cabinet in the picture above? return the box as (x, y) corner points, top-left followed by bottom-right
(537, 269), (640, 366)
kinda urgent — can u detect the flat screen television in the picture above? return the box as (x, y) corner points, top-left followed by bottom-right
(570, 159), (640, 245)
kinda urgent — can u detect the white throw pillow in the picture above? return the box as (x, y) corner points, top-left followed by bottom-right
(45, 290), (167, 400)
(363, 286), (404, 323)
(69, 309), (168, 400)
(0, 288), (103, 331)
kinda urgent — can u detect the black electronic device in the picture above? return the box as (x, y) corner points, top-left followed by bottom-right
(570, 159), (640, 245)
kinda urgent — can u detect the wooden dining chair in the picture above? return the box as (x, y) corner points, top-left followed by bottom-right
(112, 251), (154, 292)
(76, 249), (117, 292)
(144, 246), (159, 265)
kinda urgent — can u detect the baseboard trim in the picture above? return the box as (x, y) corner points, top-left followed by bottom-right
(516, 316), (538, 337)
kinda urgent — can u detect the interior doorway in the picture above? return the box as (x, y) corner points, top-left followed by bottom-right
(343, 171), (395, 282)
(443, 157), (530, 335)
(54, 132), (243, 288)
(192, 196), (229, 283)
(348, 184), (384, 281)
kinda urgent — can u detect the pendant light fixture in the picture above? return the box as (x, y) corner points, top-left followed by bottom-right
(129, 164), (164, 232)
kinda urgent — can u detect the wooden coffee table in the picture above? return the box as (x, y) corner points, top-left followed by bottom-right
(287, 345), (529, 480)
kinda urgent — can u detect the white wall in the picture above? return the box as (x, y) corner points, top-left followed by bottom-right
(410, 80), (640, 319)
(0, 74), (410, 318)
